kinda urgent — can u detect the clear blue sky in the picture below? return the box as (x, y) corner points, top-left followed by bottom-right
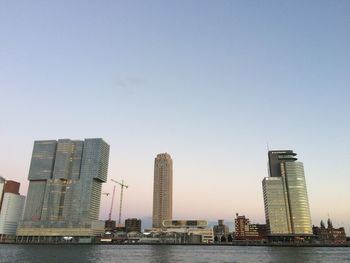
(1, 1), (349, 232)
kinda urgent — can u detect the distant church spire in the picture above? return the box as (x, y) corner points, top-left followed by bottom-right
(320, 220), (325, 229)
(327, 218), (333, 229)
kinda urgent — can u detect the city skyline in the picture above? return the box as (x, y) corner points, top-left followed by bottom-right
(0, 0), (349, 235)
(3, 143), (348, 233)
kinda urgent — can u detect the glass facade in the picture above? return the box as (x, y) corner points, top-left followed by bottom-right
(282, 162), (312, 234)
(263, 177), (291, 234)
(263, 150), (312, 236)
(21, 138), (110, 229)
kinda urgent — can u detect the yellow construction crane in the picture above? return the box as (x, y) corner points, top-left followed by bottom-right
(111, 179), (128, 225)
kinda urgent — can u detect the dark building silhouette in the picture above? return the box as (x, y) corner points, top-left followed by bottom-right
(268, 150), (297, 178)
(125, 218), (141, 233)
(105, 220), (116, 232)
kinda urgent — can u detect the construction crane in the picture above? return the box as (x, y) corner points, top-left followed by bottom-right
(102, 186), (116, 221)
(111, 179), (128, 225)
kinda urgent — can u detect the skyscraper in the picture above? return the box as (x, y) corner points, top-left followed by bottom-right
(17, 138), (109, 242)
(262, 150), (312, 236)
(152, 153), (173, 228)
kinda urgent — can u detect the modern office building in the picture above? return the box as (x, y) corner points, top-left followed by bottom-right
(152, 153), (173, 228)
(16, 138), (110, 243)
(262, 150), (312, 237)
(0, 178), (25, 241)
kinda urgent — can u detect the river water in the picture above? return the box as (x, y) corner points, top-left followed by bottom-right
(0, 245), (349, 263)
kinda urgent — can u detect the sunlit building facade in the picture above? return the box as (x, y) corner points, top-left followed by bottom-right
(262, 150), (312, 236)
(0, 178), (25, 241)
(152, 153), (173, 228)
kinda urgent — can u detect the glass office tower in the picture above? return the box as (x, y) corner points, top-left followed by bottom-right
(262, 150), (312, 236)
(17, 138), (109, 242)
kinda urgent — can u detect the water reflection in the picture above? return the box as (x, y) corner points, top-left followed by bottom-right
(0, 245), (349, 263)
(149, 245), (174, 263)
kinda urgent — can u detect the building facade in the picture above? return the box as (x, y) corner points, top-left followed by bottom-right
(0, 178), (25, 241)
(262, 150), (312, 237)
(213, 219), (229, 241)
(142, 220), (213, 244)
(164, 220), (213, 244)
(313, 219), (347, 244)
(235, 214), (250, 239)
(234, 213), (266, 240)
(152, 153), (173, 228)
(125, 218), (142, 233)
(17, 138), (109, 242)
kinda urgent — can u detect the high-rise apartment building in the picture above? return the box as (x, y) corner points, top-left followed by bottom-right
(17, 138), (109, 242)
(262, 150), (312, 236)
(0, 177), (25, 241)
(152, 153), (173, 228)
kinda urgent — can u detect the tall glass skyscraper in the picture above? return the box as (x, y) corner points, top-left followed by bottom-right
(17, 138), (109, 241)
(262, 150), (312, 236)
(152, 153), (173, 228)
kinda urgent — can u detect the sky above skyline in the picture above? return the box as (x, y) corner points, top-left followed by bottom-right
(1, 1), (349, 232)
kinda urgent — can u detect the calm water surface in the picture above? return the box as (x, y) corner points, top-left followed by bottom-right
(0, 245), (349, 263)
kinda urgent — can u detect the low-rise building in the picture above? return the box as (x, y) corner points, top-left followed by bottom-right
(140, 220), (214, 244)
(234, 213), (266, 240)
(213, 219), (229, 242)
(313, 218), (346, 244)
(105, 220), (116, 231)
(125, 218), (141, 233)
